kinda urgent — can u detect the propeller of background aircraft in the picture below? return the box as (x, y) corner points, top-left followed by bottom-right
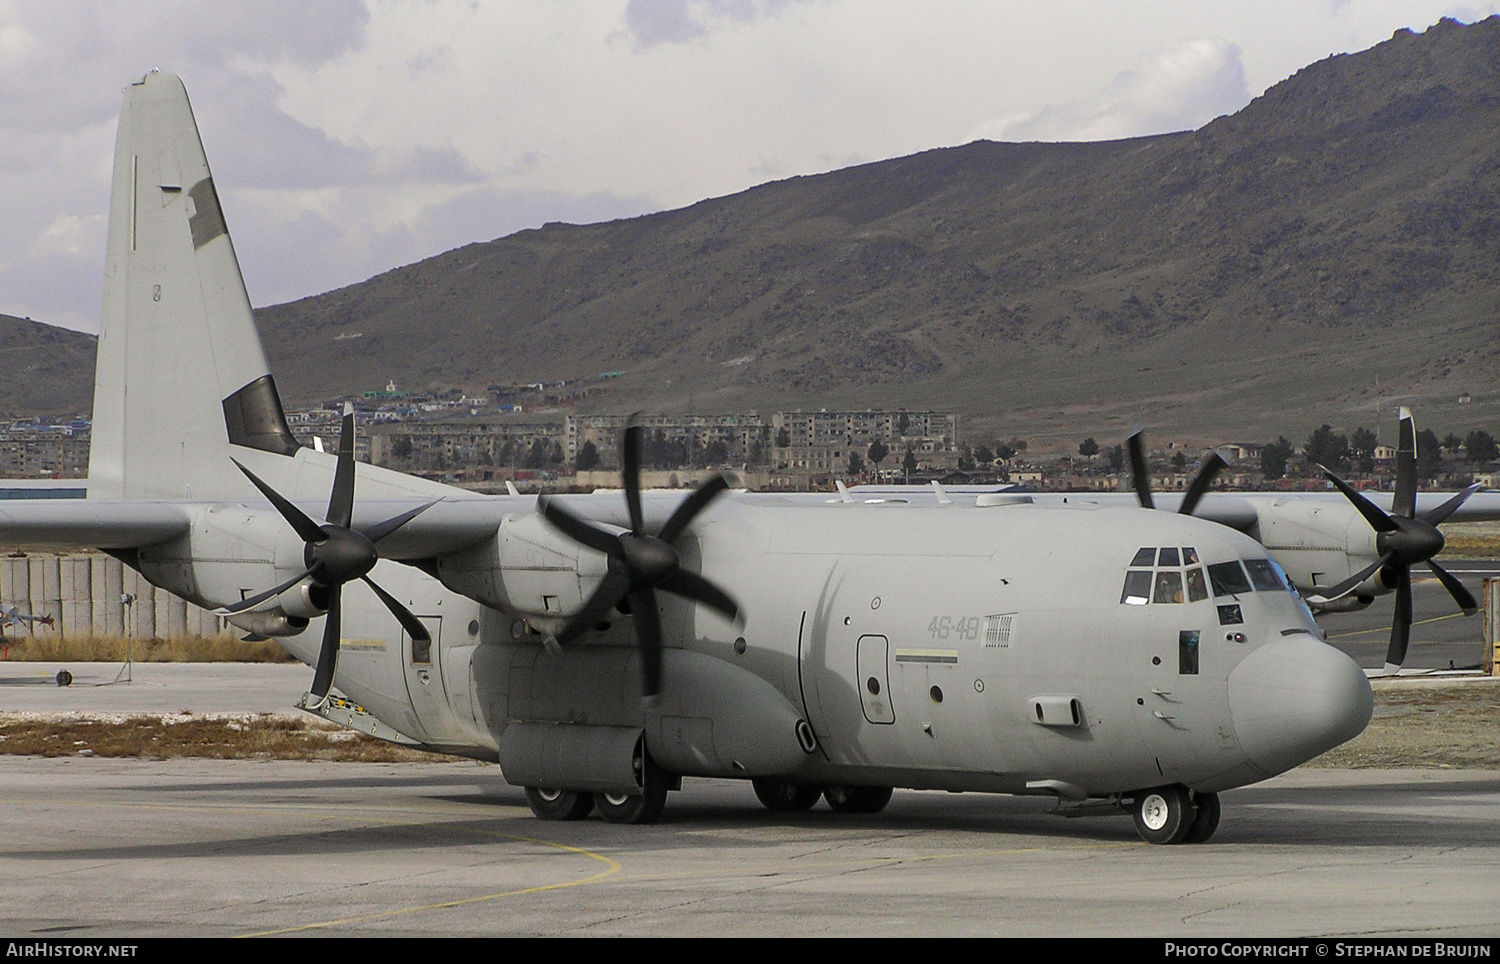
(1125, 431), (1228, 516)
(222, 404), (436, 705)
(537, 422), (740, 698)
(1307, 409), (1478, 674)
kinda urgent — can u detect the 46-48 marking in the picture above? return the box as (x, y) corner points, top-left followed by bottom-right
(927, 615), (981, 640)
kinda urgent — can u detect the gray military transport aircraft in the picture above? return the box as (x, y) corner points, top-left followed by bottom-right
(0, 71), (1390, 845)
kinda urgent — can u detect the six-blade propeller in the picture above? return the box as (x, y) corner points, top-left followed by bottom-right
(536, 422), (741, 698)
(1125, 431), (1228, 517)
(1307, 409), (1478, 673)
(222, 405), (435, 706)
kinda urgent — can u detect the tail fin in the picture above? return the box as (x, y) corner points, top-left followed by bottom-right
(89, 70), (299, 500)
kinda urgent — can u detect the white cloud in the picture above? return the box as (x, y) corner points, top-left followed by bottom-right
(26, 213), (99, 258)
(3, 0), (1500, 337)
(620, 0), (802, 50)
(970, 38), (1251, 143)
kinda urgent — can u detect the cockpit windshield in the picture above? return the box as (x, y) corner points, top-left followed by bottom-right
(1208, 558), (1288, 597)
(1122, 549), (1285, 606)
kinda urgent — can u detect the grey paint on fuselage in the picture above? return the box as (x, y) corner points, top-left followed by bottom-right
(279, 496), (1359, 802)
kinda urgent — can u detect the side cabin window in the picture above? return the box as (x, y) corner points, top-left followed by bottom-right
(1179, 630), (1200, 675)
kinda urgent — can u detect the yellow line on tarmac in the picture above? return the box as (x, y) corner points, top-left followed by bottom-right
(1326, 612), (1463, 639)
(238, 832), (622, 937)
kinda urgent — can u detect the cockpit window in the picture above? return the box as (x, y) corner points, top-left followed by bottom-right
(1208, 561), (1252, 597)
(1269, 558), (1302, 599)
(1121, 570), (1152, 605)
(1122, 547), (1213, 606)
(1244, 558), (1286, 591)
(1186, 567), (1209, 602)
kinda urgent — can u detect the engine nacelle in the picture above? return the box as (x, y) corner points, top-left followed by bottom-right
(137, 503), (306, 611)
(436, 512), (609, 621)
(272, 580), (330, 619)
(224, 611), (310, 637)
(1254, 497), (1381, 596)
(1306, 594), (1374, 614)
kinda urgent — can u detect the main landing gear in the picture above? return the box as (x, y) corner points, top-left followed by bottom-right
(750, 779), (894, 815)
(524, 745), (673, 825)
(1131, 784), (1220, 844)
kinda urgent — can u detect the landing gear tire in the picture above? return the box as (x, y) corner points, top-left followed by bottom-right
(525, 787), (594, 821)
(1183, 791), (1221, 844)
(752, 778), (822, 812)
(594, 746), (671, 825)
(1132, 784), (1194, 844)
(823, 785), (893, 814)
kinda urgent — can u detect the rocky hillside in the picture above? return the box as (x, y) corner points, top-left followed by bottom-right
(0, 314), (96, 416)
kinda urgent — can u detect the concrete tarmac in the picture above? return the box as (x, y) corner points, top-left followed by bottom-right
(1317, 559), (1500, 672)
(2, 662), (1498, 937)
(0, 661), (309, 715)
(0, 758), (1496, 937)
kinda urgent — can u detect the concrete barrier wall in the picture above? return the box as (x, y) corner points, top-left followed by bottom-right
(0, 553), (227, 639)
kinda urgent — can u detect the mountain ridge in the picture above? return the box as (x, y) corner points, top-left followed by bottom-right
(7, 17), (1499, 448)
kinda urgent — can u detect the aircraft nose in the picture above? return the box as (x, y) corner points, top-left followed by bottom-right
(1227, 636), (1372, 777)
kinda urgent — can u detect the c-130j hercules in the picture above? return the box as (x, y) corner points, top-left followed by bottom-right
(0, 71), (1385, 844)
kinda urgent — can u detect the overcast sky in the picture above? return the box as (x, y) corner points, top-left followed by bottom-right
(2, 0), (1496, 333)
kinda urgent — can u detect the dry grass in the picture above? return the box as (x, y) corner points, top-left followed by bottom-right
(0, 712), (446, 762)
(1309, 681), (1500, 769)
(1439, 534), (1500, 558)
(1437, 522), (1500, 559)
(2, 634), (296, 663)
(2, 683), (1495, 768)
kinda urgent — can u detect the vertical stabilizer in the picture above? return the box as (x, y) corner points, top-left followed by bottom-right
(89, 71), (298, 500)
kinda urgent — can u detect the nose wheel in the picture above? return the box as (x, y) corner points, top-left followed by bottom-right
(1132, 785), (1219, 844)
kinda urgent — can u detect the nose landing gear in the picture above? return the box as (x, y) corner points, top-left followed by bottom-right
(1131, 785), (1220, 844)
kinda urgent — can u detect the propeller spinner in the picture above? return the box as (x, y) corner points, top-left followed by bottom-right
(536, 422), (741, 698)
(1306, 408), (1478, 674)
(221, 404), (436, 706)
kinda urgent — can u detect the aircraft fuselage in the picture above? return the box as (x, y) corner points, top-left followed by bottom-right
(145, 497), (1371, 805)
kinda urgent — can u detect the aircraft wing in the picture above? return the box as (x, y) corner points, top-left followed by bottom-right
(0, 496), (511, 559)
(1161, 489), (1500, 525)
(346, 497), (514, 559)
(0, 501), (193, 548)
(822, 486), (1500, 526)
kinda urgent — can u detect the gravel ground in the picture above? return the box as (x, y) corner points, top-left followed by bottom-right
(1310, 677), (1500, 769)
(1, 678), (1494, 767)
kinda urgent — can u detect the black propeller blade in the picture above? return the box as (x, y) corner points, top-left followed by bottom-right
(537, 421), (741, 698)
(224, 404), (436, 706)
(1125, 431), (1226, 516)
(1309, 408), (1479, 673)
